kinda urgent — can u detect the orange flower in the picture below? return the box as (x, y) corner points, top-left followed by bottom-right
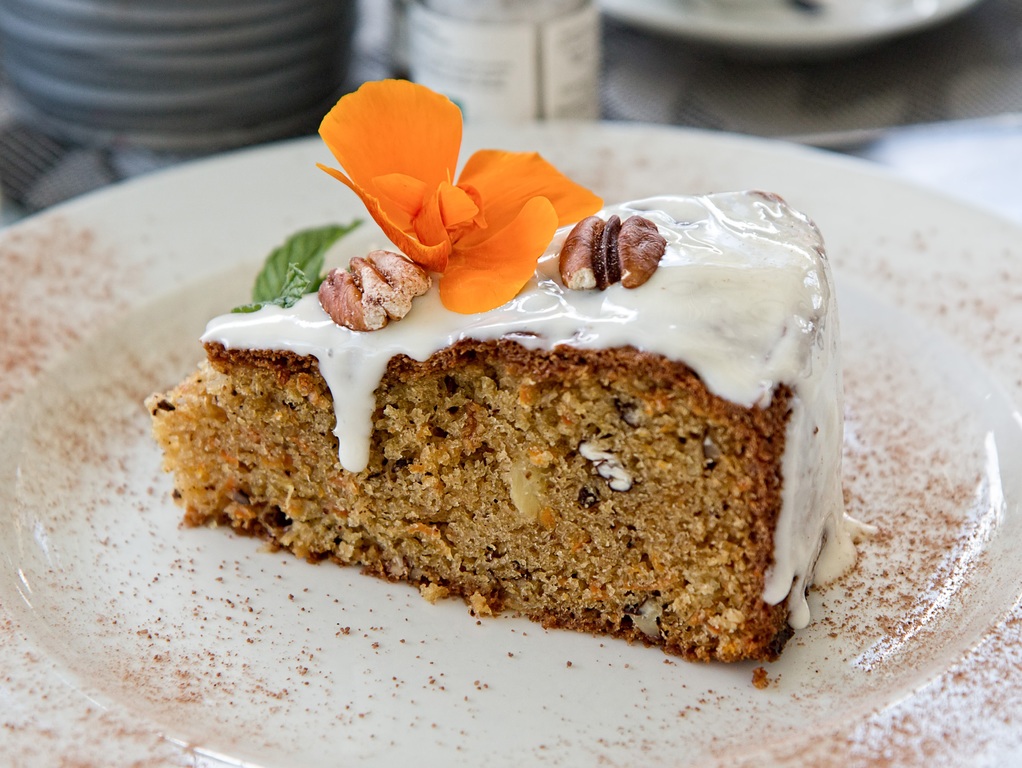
(318, 79), (603, 314)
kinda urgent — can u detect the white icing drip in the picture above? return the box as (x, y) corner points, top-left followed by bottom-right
(201, 191), (852, 625)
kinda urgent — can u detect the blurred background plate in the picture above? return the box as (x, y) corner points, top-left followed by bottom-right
(0, 0), (355, 151)
(1, 0), (296, 29)
(4, 58), (336, 115)
(9, 94), (336, 151)
(599, 0), (985, 58)
(0, 31), (337, 88)
(0, 2), (338, 54)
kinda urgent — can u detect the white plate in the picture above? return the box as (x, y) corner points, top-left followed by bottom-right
(599, 0), (985, 57)
(1, 124), (1020, 766)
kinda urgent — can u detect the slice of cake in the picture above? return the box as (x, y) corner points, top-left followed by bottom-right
(148, 80), (856, 662)
(148, 188), (854, 662)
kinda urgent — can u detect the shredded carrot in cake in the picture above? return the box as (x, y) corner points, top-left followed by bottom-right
(317, 79), (602, 314)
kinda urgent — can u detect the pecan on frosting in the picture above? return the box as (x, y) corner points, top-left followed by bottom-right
(318, 249), (431, 332)
(558, 214), (667, 291)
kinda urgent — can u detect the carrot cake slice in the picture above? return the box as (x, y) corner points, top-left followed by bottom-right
(147, 80), (856, 662)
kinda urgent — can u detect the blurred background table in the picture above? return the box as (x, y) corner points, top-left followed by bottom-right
(2, 0), (1021, 225)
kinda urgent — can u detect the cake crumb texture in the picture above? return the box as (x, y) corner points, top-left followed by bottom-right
(148, 339), (794, 662)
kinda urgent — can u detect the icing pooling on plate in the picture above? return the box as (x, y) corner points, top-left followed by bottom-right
(202, 191), (853, 626)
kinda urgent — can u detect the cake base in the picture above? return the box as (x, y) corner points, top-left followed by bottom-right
(148, 339), (795, 662)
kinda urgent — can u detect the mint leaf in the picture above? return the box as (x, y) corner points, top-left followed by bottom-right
(233, 263), (312, 313)
(232, 221), (362, 313)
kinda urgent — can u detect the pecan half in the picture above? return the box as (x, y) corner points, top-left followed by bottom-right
(618, 215), (668, 288)
(558, 216), (603, 290)
(318, 249), (431, 332)
(558, 214), (666, 291)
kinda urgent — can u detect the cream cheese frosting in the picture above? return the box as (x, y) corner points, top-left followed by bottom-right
(202, 191), (854, 628)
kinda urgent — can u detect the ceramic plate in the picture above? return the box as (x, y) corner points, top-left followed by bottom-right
(1, 124), (1020, 766)
(599, 0), (985, 57)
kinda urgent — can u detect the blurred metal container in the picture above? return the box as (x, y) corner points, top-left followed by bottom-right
(406, 0), (600, 122)
(0, 0), (356, 150)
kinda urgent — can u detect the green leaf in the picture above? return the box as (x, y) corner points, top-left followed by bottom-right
(232, 263), (312, 313)
(251, 221), (362, 302)
(231, 221), (362, 314)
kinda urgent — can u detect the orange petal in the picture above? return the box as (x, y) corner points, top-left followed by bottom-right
(319, 80), (463, 225)
(437, 181), (480, 229)
(373, 172), (428, 221)
(412, 187), (450, 250)
(411, 182), (480, 265)
(455, 149), (602, 247)
(319, 79), (462, 187)
(319, 163), (451, 272)
(439, 197), (559, 314)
